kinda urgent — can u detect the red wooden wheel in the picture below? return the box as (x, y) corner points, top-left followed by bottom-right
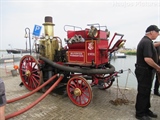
(96, 64), (114, 90)
(67, 76), (92, 107)
(95, 73), (114, 90)
(98, 78), (114, 90)
(19, 55), (42, 91)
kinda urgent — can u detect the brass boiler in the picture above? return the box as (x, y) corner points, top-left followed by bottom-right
(39, 16), (59, 61)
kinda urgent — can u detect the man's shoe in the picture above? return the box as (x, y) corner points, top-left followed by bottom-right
(146, 110), (158, 118)
(135, 115), (151, 120)
(154, 92), (160, 96)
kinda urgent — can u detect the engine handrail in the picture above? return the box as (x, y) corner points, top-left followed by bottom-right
(87, 23), (107, 31)
(64, 25), (82, 32)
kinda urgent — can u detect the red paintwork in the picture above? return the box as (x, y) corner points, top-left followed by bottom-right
(67, 40), (108, 65)
(66, 30), (126, 66)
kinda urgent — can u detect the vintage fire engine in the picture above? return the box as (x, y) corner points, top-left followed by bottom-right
(19, 16), (126, 107)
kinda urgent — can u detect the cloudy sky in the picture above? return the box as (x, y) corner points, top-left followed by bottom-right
(0, 0), (160, 50)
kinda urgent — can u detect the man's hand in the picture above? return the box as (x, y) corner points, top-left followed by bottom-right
(156, 66), (160, 73)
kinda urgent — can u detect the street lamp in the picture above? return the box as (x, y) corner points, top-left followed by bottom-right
(25, 27), (31, 55)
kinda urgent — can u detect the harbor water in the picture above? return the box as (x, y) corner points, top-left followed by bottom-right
(0, 51), (29, 68)
(111, 55), (158, 92)
(110, 55), (137, 89)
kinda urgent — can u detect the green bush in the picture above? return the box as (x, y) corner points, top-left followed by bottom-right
(125, 51), (136, 55)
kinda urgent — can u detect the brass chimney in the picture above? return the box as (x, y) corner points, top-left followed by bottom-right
(43, 16), (55, 37)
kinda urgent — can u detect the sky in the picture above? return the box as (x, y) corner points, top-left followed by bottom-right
(0, 0), (160, 50)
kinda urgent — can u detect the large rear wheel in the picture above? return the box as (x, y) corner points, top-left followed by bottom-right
(19, 55), (42, 91)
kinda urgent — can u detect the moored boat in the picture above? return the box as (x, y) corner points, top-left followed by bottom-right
(111, 52), (126, 58)
(115, 52), (126, 58)
(6, 49), (33, 54)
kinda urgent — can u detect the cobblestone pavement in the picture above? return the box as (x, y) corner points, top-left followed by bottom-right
(1, 68), (160, 120)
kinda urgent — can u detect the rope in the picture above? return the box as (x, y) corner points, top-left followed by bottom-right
(123, 69), (131, 94)
(109, 68), (135, 106)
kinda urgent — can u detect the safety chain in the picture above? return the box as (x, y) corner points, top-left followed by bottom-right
(109, 68), (135, 106)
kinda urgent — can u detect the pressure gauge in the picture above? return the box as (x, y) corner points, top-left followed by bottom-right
(49, 36), (53, 39)
(45, 35), (49, 40)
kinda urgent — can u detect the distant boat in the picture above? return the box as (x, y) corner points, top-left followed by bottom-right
(6, 49), (33, 54)
(115, 52), (126, 58)
(111, 52), (126, 58)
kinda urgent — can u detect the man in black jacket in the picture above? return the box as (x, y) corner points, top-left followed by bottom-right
(135, 25), (160, 120)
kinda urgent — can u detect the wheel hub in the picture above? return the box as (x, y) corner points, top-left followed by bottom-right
(25, 70), (31, 77)
(74, 88), (81, 96)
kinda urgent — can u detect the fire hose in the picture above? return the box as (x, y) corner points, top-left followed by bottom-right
(7, 74), (58, 103)
(5, 74), (64, 120)
(39, 56), (115, 74)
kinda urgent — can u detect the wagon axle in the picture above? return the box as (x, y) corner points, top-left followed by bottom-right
(74, 88), (82, 96)
(25, 70), (31, 77)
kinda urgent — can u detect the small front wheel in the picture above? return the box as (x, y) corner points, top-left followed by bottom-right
(67, 76), (92, 107)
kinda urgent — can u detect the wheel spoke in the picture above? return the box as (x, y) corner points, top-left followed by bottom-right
(30, 77), (38, 89)
(78, 80), (83, 88)
(28, 77), (32, 87)
(69, 83), (76, 89)
(82, 91), (89, 99)
(32, 68), (38, 73)
(31, 75), (40, 85)
(32, 73), (40, 78)
(78, 96), (81, 104)
(80, 94), (88, 104)
(81, 84), (88, 91)
(32, 63), (36, 68)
